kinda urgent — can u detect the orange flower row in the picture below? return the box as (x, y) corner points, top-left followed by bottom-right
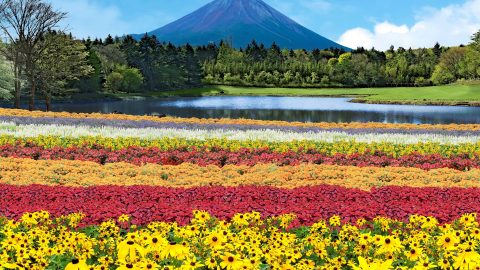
(0, 108), (478, 131)
(1, 157), (480, 190)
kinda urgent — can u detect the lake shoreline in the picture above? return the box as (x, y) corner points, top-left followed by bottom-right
(350, 99), (480, 107)
(3, 95), (480, 124)
(66, 82), (480, 107)
(3, 82), (480, 109)
(56, 93), (480, 108)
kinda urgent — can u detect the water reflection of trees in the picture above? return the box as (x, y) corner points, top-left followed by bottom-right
(53, 102), (480, 124)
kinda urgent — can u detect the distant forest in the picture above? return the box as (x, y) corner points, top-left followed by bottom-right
(75, 31), (480, 93)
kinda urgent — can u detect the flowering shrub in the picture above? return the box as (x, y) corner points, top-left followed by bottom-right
(0, 185), (480, 226)
(3, 114), (479, 137)
(1, 107), (480, 131)
(3, 108), (480, 269)
(3, 157), (480, 189)
(3, 121), (480, 145)
(2, 211), (480, 269)
(1, 135), (480, 156)
(1, 144), (479, 170)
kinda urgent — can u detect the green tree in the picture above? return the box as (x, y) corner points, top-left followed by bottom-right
(94, 44), (127, 77)
(217, 42), (243, 65)
(459, 48), (480, 79)
(431, 47), (467, 85)
(104, 72), (123, 92)
(0, 0), (66, 110)
(36, 31), (93, 111)
(181, 44), (202, 86)
(0, 39), (22, 106)
(73, 48), (102, 93)
(338, 52), (352, 64)
(350, 54), (369, 86)
(471, 29), (480, 52)
(0, 54), (14, 99)
(104, 34), (114, 45)
(104, 65), (143, 93)
(433, 42), (442, 59)
(457, 29), (480, 80)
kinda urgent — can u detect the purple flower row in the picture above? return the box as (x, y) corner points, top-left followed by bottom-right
(0, 115), (477, 136)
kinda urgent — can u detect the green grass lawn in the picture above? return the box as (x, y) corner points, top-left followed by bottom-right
(146, 82), (480, 105)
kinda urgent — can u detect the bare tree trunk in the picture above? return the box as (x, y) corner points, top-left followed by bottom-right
(45, 93), (51, 112)
(14, 81), (21, 108)
(14, 64), (21, 108)
(28, 75), (35, 111)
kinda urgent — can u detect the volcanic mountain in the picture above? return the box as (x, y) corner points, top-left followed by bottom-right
(133, 0), (349, 50)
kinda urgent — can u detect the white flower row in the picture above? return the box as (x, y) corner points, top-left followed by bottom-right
(0, 121), (479, 145)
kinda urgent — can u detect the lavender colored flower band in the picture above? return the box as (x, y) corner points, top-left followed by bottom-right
(0, 115), (478, 137)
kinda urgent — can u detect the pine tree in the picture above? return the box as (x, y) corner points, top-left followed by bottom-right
(105, 34), (114, 45)
(182, 43), (202, 86)
(433, 42), (442, 59)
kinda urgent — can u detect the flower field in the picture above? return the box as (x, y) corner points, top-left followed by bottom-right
(2, 109), (480, 269)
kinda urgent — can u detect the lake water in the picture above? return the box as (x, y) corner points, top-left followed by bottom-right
(51, 96), (480, 124)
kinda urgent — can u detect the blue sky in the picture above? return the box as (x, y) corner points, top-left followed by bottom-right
(49, 0), (480, 50)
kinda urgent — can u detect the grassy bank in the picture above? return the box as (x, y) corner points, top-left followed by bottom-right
(147, 82), (480, 106)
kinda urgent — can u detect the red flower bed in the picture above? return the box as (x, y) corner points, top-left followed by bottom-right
(0, 184), (478, 226)
(0, 144), (477, 170)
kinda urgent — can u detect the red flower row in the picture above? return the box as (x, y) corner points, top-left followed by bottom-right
(0, 144), (476, 170)
(0, 184), (478, 226)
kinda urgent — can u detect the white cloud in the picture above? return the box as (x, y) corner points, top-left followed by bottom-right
(339, 28), (374, 48)
(374, 22), (409, 35)
(338, 0), (480, 50)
